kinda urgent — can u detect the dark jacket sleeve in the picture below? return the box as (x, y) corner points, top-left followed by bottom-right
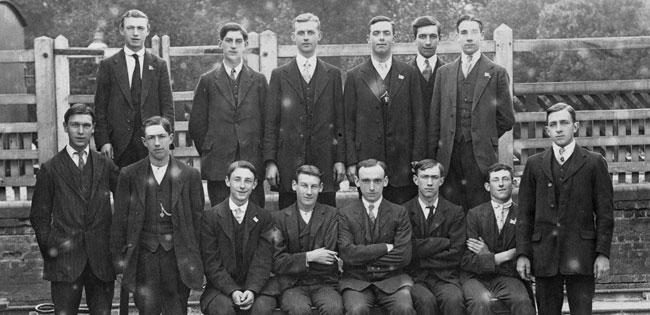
(94, 59), (112, 150)
(189, 74), (209, 155)
(200, 210), (241, 296)
(333, 68), (346, 163)
(110, 168), (131, 273)
(428, 68), (443, 158)
(461, 208), (496, 275)
(189, 167), (204, 242)
(369, 207), (413, 270)
(272, 216), (309, 276)
(263, 69), (281, 163)
(29, 162), (54, 258)
(495, 67), (515, 138)
(516, 158), (536, 259)
(338, 210), (389, 266)
(343, 71), (359, 167)
(245, 213), (274, 295)
(409, 68), (426, 161)
(157, 59), (175, 126)
(593, 154), (614, 257)
(419, 207), (466, 269)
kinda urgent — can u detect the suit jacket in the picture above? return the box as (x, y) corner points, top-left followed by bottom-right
(94, 49), (175, 159)
(272, 202), (339, 291)
(264, 58), (345, 192)
(408, 56), (445, 120)
(200, 199), (274, 305)
(189, 64), (268, 181)
(516, 145), (614, 277)
(461, 201), (519, 279)
(344, 58), (426, 187)
(338, 199), (413, 293)
(30, 149), (118, 282)
(404, 196), (466, 285)
(110, 157), (204, 291)
(429, 54), (515, 173)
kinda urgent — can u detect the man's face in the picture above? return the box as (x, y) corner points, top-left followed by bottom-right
(457, 20), (483, 55)
(367, 21), (394, 58)
(64, 114), (94, 151)
(355, 165), (388, 203)
(545, 109), (578, 147)
(220, 30), (247, 65)
(292, 173), (323, 210)
(484, 169), (513, 203)
(413, 166), (444, 200)
(141, 124), (173, 162)
(415, 25), (439, 59)
(120, 17), (149, 51)
(226, 167), (257, 204)
(292, 21), (322, 57)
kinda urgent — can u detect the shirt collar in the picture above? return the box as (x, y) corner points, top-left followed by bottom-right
(552, 139), (576, 159)
(124, 46), (145, 58)
(462, 50), (481, 65)
(223, 61), (243, 77)
(491, 198), (513, 211)
(296, 54), (317, 69)
(229, 198), (249, 213)
(65, 145), (90, 161)
(371, 56), (392, 72)
(418, 196), (438, 212)
(362, 196), (382, 212)
(416, 54), (438, 72)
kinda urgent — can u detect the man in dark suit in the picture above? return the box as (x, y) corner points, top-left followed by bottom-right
(94, 9), (174, 168)
(429, 14), (515, 211)
(190, 22), (268, 207)
(200, 161), (277, 315)
(338, 159), (415, 315)
(461, 163), (535, 315)
(272, 165), (343, 315)
(111, 116), (204, 315)
(409, 16), (445, 119)
(30, 104), (118, 315)
(517, 103), (614, 315)
(344, 16), (426, 205)
(265, 13), (346, 210)
(403, 159), (465, 315)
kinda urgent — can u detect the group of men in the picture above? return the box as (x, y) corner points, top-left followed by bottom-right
(28, 7), (614, 315)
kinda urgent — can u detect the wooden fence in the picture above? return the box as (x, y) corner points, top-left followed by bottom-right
(2, 26), (650, 206)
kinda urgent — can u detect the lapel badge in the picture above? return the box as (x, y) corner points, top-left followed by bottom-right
(253, 216), (259, 223)
(484, 72), (491, 79)
(148, 65), (154, 70)
(509, 218), (517, 225)
(398, 74), (404, 80)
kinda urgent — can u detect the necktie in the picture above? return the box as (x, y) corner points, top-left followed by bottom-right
(230, 68), (237, 81)
(497, 201), (512, 232)
(422, 59), (433, 82)
(463, 54), (473, 78)
(75, 151), (86, 171)
(378, 62), (388, 79)
(302, 61), (312, 83)
(425, 205), (435, 220)
(559, 147), (566, 164)
(234, 207), (244, 224)
(368, 204), (376, 225)
(131, 54), (142, 106)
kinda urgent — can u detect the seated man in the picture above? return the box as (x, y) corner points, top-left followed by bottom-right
(461, 163), (535, 315)
(404, 159), (466, 315)
(338, 159), (415, 315)
(200, 161), (277, 315)
(272, 165), (343, 315)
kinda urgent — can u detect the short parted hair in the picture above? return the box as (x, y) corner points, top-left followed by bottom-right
(357, 159), (387, 173)
(64, 104), (95, 124)
(368, 15), (395, 34)
(411, 16), (441, 37)
(220, 22), (248, 41)
(546, 102), (577, 124)
(120, 9), (149, 29)
(227, 160), (257, 178)
(485, 163), (514, 183)
(456, 14), (483, 32)
(293, 13), (321, 30)
(141, 116), (173, 135)
(295, 164), (323, 181)
(413, 159), (445, 177)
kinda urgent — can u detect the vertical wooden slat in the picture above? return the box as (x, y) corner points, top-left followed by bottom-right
(246, 32), (260, 72)
(259, 30), (278, 82)
(35, 36), (57, 165)
(54, 35), (70, 151)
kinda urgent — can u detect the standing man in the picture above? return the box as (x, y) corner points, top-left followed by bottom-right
(409, 16), (445, 119)
(94, 9), (174, 168)
(403, 159), (466, 315)
(190, 22), (268, 207)
(461, 163), (535, 315)
(272, 165), (343, 315)
(429, 14), (515, 211)
(31, 104), (118, 315)
(517, 103), (614, 315)
(200, 161), (277, 315)
(344, 16), (426, 205)
(264, 13), (346, 210)
(111, 116), (204, 315)
(338, 159), (415, 315)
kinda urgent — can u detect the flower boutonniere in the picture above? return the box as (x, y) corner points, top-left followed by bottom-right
(484, 72), (491, 79)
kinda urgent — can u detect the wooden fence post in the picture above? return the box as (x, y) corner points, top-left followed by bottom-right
(34, 36), (57, 163)
(54, 35), (70, 151)
(494, 24), (514, 167)
(247, 32), (260, 72)
(161, 35), (171, 79)
(259, 30), (278, 82)
(151, 35), (161, 57)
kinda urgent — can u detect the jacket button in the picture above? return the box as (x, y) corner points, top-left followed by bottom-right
(548, 183), (552, 187)
(556, 223), (561, 227)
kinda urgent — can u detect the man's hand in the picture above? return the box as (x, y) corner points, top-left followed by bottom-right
(101, 143), (114, 159)
(516, 256), (533, 281)
(345, 165), (357, 185)
(265, 162), (280, 188)
(333, 162), (346, 184)
(466, 237), (490, 255)
(594, 254), (610, 280)
(231, 290), (244, 306)
(239, 290), (255, 310)
(494, 248), (516, 265)
(386, 244), (394, 252)
(306, 247), (338, 265)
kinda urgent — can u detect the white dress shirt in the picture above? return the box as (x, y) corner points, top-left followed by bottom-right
(223, 61), (243, 80)
(296, 54), (317, 81)
(124, 46), (145, 87)
(371, 56), (393, 80)
(150, 163), (169, 185)
(553, 139), (576, 165)
(416, 54), (438, 73)
(461, 49), (481, 75)
(229, 197), (249, 224)
(418, 197), (439, 220)
(65, 145), (90, 168)
(362, 196), (382, 220)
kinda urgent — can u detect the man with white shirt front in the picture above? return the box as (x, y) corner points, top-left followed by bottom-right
(264, 13), (346, 210)
(344, 16), (426, 205)
(94, 9), (174, 168)
(429, 14), (515, 212)
(403, 159), (466, 315)
(409, 16), (446, 120)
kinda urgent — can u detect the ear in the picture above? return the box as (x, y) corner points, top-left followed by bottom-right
(484, 182), (490, 192)
(354, 176), (360, 187)
(292, 180), (298, 192)
(317, 182), (324, 193)
(225, 176), (231, 187)
(317, 31), (323, 41)
(544, 125), (551, 137)
(217, 39), (223, 46)
(291, 32), (296, 42)
(252, 178), (258, 189)
(366, 34), (371, 43)
(141, 136), (147, 147)
(382, 176), (389, 187)
(573, 121), (580, 133)
(413, 174), (418, 185)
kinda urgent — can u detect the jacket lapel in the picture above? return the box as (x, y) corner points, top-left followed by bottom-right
(472, 55), (492, 110)
(429, 199), (448, 235)
(139, 52), (155, 108)
(388, 58), (405, 100)
(242, 203), (260, 252)
(352, 200), (373, 244)
(213, 65), (237, 108)
(541, 149), (554, 181)
(309, 203), (326, 243)
(284, 205), (301, 253)
(408, 202), (425, 237)
(135, 160), (149, 208)
(286, 59), (305, 101)
(114, 50), (134, 108)
(375, 200), (390, 240)
(236, 65), (254, 107)
(51, 150), (84, 200)
(168, 158), (184, 208)
(217, 205), (235, 250)
(84, 151), (104, 222)
(360, 59), (382, 101)
(562, 146), (587, 183)
(449, 57), (461, 111)
(312, 59), (331, 103)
